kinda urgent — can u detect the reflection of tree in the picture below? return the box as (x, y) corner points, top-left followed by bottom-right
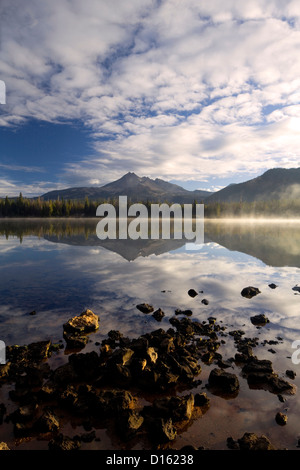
(205, 221), (300, 267)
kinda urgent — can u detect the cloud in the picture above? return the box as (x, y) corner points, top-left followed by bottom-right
(1, 0), (300, 186)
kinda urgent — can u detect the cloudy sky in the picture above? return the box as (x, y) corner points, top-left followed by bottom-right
(0, 0), (300, 197)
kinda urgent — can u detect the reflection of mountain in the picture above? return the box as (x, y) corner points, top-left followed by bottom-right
(2, 219), (300, 267)
(44, 233), (186, 261)
(204, 221), (300, 268)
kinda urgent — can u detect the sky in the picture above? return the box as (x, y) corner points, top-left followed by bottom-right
(0, 0), (300, 197)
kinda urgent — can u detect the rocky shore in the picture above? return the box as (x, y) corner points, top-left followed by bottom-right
(0, 289), (297, 451)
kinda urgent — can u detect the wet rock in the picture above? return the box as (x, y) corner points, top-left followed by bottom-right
(118, 410), (144, 439)
(237, 432), (276, 450)
(136, 303), (154, 314)
(0, 442), (10, 450)
(9, 403), (38, 424)
(6, 341), (52, 368)
(68, 351), (101, 380)
(275, 412), (288, 426)
(63, 309), (99, 334)
(208, 368), (239, 395)
(250, 314), (270, 326)
(148, 417), (177, 443)
(227, 437), (239, 450)
(188, 289), (198, 298)
(175, 309), (193, 316)
(0, 404), (5, 425)
(241, 286), (261, 299)
(292, 285), (300, 293)
(194, 392), (210, 407)
(63, 332), (88, 350)
(48, 433), (81, 451)
(286, 370), (296, 379)
(242, 357), (296, 395)
(201, 299), (209, 305)
(63, 309), (99, 350)
(152, 394), (194, 422)
(152, 308), (165, 321)
(268, 283), (277, 289)
(35, 408), (60, 433)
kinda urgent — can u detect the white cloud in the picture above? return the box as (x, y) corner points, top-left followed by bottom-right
(1, 0), (300, 186)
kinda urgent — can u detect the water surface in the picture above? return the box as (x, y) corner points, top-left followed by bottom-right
(1, 218), (300, 450)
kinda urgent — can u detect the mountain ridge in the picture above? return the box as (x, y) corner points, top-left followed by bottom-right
(40, 172), (212, 203)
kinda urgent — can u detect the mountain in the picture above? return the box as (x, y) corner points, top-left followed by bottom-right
(40, 172), (212, 203)
(206, 167), (300, 203)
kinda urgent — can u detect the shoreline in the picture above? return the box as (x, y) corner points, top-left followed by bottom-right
(0, 303), (297, 451)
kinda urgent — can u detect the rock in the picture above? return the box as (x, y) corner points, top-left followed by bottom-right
(35, 408), (60, 433)
(241, 286), (261, 299)
(227, 437), (239, 449)
(201, 299), (209, 305)
(275, 412), (287, 426)
(0, 442), (10, 450)
(286, 370), (296, 379)
(188, 289), (198, 298)
(63, 332), (88, 350)
(175, 309), (193, 316)
(208, 368), (239, 395)
(152, 394), (194, 422)
(0, 404), (6, 424)
(292, 285), (300, 293)
(68, 351), (100, 380)
(63, 309), (99, 334)
(152, 308), (165, 321)
(48, 434), (81, 451)
(250, 314), (269, 326)
(268, 283), (277, 289)
(194, 392), (210, 407)
(118, 410), (144, 439)
(136, 303), (154, 314)
(237, 432), (275, 450)
(149, 418), (177, 443)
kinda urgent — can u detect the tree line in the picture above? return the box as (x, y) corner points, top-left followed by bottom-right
(1, 193), (300, 218)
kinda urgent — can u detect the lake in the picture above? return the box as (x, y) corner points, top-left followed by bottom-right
(1, 218), (300, 450)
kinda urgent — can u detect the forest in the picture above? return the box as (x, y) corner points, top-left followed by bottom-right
(1, 192), (300, 218)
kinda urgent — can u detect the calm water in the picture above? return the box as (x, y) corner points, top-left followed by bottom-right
(1, 218), (300, 450)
